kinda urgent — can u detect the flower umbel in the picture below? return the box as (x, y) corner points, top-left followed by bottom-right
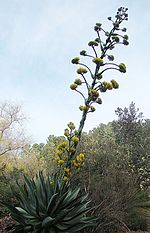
(77, 67), (88, 74)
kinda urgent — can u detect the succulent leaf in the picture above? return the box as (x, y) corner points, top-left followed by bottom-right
(3, 172), (96, 232)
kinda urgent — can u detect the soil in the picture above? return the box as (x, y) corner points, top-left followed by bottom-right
(0, 215), (17, 233)
(0, 214), (150, 233)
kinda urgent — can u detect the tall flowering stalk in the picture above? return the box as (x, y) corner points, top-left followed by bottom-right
(55, 7), (129, 182)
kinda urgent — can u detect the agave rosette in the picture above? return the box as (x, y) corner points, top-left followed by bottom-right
(4, 172), (96, 233)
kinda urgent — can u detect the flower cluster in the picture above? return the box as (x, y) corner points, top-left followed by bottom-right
(89, 89), (99, 101)
(69, 8), (128, 116)
(76, 67), (88, 74)
(63, 167), (73, 182)
(70, 83), (78, 90)
(92, 57), (104, 65)
(70, 78), (83, 91)
(111, 79), (119, 89)
(99, 80), (119, 92)
(55, 122), (83, 181)
(79, 105), (90, 111)
(119, 63), (126, 73)
(72, 153), (85, 170)
(55, 141), (68, 166)
(71, 57), (80, 64)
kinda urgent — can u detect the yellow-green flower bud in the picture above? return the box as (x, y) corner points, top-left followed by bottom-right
(58, 159), (64, 165)
(64, 156), (68, 160)
(101, 82), (108, 92)
(89, 89), (99, 98)
(79, 105), (84, 111)
(56, 149), (63, 157)
(79, 153), (85, 160)
(74, 130), (79, 135)
(107, 83), (113, 90)
(64, 167), (70, 173)
(64, 176), (69, 182)
(72, 160), (80, 168)
(71, 57), (80, 64)
(76, 67), (88, 74)
(119, 63), (126, 73)
(69, 148), (76, 153)
(64, 128), (69, 137)
(55, 157), (60, 163)
(67, 122), (75, 130)
(70, 83), (78, 90)
(76, 155), (81, 162)
(57, 141), (67, 150)
(79, 105), (89, 111)
(74, 78), (82, 85)
(111, 79), (119, 89)
(92, 57), (104, 65)
(72, 136), (79, 144)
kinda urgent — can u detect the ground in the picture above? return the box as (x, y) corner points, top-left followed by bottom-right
(0, 213), (150, 233)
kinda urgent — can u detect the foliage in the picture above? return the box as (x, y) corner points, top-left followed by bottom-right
(3, 172), (96, 233)
(112, 102), (150, 188)
(126, 211), (148, 231)
(71, 120), (150, 233)
(0, 165), (24, 216)
(19, 144), (55, 177)
(2, 104), (150, 232)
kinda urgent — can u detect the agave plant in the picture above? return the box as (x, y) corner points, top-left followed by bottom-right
(3, 172), (96, 233)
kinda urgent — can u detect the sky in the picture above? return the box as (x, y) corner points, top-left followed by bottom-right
(0, 0), (150, 143)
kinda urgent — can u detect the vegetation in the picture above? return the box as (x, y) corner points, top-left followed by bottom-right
(0, 6), (150, 233)
(4, 172), (95, 233)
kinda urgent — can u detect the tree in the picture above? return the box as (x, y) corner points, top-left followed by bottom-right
(0, 102), (26, 157)
(112, 102), (150, 187)
(0, 102), (28, 208)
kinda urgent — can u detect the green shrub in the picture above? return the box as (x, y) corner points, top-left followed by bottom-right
(0, 166), (24, 216)
(127, 211), (148, 231)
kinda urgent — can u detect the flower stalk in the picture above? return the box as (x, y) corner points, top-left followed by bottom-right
(55, 7), (129, 182)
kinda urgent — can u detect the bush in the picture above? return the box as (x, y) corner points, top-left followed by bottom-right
(127, 211), (148, 231)
(0, 166), (24, 215)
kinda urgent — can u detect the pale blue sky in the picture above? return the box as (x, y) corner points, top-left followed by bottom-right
(0, 0), (150, 143)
